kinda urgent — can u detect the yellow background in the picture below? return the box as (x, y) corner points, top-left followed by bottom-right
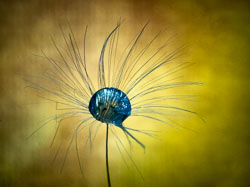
(0, 0), (250, 186)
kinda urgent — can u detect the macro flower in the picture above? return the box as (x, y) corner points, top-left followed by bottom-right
(25, 21), (200, 187)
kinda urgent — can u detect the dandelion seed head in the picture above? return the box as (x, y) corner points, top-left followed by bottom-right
(23, 20), (203, 187)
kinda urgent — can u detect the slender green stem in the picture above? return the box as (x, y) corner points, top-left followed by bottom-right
(106, 123), (111, 187)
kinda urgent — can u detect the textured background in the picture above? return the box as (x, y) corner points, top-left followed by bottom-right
(0, 0), (250, 186)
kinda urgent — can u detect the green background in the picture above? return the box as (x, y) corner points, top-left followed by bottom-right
(0, 0), (250, 186)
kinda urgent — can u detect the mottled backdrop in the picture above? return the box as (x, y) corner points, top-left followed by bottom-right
(0, 0), (250, 187)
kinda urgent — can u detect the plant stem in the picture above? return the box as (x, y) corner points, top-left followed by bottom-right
(106, 123), (111, 187)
